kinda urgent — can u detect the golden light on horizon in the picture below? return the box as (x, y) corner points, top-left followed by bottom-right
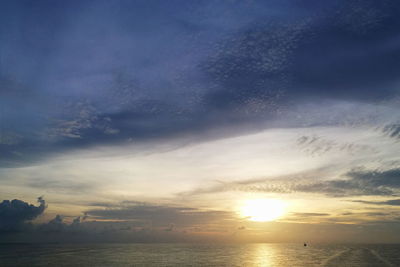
(240, 199), (286, 222)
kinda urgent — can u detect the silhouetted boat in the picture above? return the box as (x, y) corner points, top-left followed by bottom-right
(304, 242), (307, 247)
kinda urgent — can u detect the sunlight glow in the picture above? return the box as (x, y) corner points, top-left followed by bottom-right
(240, 199), (286, 222)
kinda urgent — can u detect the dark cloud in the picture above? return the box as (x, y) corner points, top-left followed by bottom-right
(1, 0), (400, 166)
(85, 202), (234, 228)
(273, 168), (400, 197)
(283, 212), (332, 223)
(0, 199), (239, 242)
(38, 214), (85, 233)
(291, 212), (330, 217)
(382, 123), (400, 140)
(27, 178), (95, 194)
(0, 197), (46, 231)
(202, 0), (400, 105)
(181, 168), (400, 197)
(347, 169), (400, 188)
(351, 199), (400, 206)
(39, 215), (65, 233)
(340, 211), (397, 219)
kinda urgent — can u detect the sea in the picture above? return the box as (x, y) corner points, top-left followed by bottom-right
(0, 243), (399, 266)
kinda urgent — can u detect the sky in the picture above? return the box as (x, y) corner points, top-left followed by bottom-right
(0, 0), (400, 243)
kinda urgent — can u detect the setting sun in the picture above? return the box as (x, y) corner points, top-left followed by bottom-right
(240, 199), (286, 222)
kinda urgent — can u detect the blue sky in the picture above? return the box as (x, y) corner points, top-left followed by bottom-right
(1, 0), (400, 243)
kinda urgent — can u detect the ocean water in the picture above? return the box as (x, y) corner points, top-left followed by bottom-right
(0, 243), (399, 266)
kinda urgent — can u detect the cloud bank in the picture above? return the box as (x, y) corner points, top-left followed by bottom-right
(0, 197), (46, 231)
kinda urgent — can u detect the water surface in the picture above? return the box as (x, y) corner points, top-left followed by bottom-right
(0, 243), (399, 266)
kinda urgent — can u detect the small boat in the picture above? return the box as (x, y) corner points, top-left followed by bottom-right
(304, 242), (307, 247)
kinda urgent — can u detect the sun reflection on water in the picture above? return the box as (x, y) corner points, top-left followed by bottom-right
(250, 243), (279, 267)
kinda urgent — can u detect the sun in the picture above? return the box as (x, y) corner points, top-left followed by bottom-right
(240, 198), (286, 222)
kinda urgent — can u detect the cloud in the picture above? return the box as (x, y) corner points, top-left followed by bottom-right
(38, 214), (85, 233)
(351, 199), (400, 206)
(85, 202), (235, 228)
(202, 0), (400, 106)
(1, 0), (400, 167)
(0, 198), (239, 242)
(39, 214), (65, 232)
(1, 197), (399, 243)
(27, 178), (94, 194)
(291, 212), (330, 217)
(283, 212), (332, 223)
(273, 168), (400, 197)
(181, 168), (400, 197)
(296, 135), (377, 157)
(382, 123), (400, 140)
(0, 197), (46, 231)
(44, 100), (119, 140)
